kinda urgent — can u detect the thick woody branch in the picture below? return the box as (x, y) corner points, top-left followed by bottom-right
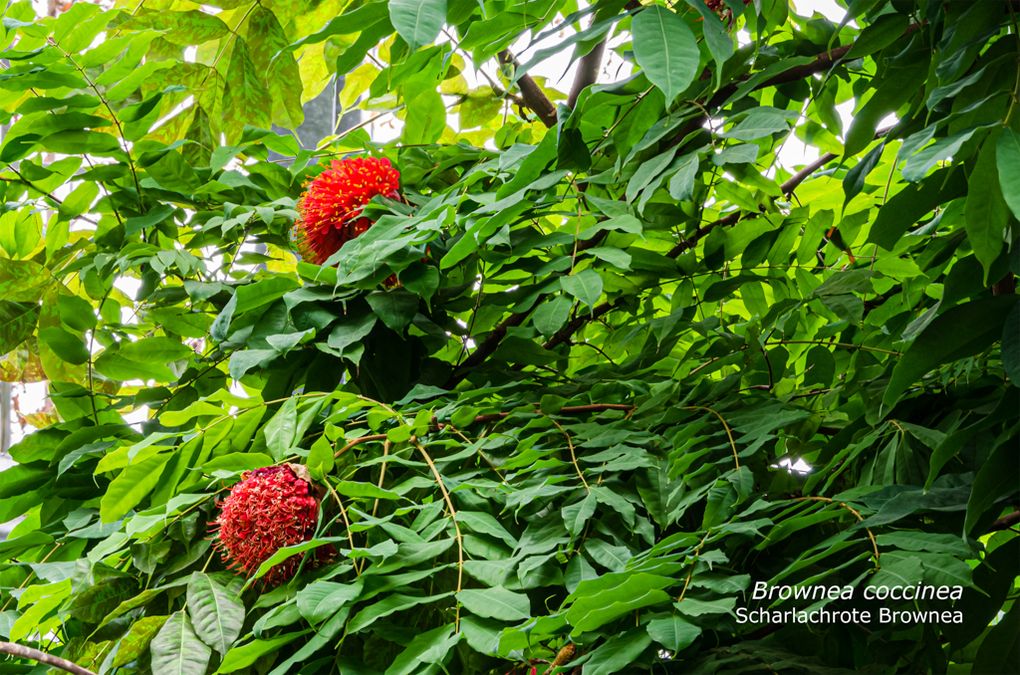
(783, 152), (838, 196)
(567, 38), (606, 109)
(499, 50), (558, 128)
(0, 643), (97, 675)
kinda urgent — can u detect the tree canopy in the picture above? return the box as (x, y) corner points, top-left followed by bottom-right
(0, 0), (1018, 673)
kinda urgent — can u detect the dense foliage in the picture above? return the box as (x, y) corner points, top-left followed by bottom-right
(1, 0), (1018, 673)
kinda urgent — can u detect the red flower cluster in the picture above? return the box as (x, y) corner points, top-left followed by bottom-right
(294, 156), (401, 264)
(213, 464), (323, 586)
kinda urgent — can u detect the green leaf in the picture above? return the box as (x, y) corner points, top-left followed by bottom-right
(38, 326), (88, 364)
(247, 7), (303, 129)
(347, 592), (454, 632)
(589, 246), (632, 270)
(973, 599), (1020, 674)
(561, 492), (597, 537)
(297, 579), (363, 624)
(560, 269), (603, 307)
(0, 300), (39, 352)
(995, 127), (1020, 221)
(457, 511), (517, 546)
(632, 6), (699, 104)
(334, 479), (401, 500)
(966, 437), (1017, 535)
(965, 138), (1008, 281)
(261, 399), (297, 456)
(99, 452), (173, 523)
(222, 38), (270, 139)
(686, 0), (733, 71)
(884, 296), (1017, 407)
(367, 290), (419, 332)
(646, 614), (700, 653)
(389, 0), (446, 51)
(668, 153), (699, 201)
(722, 108), (794, 140)
(113, 615), (169, 668)
(456, 586), (531, 621)
(69, 577), (138, 623)
(150, 611), (212, 675)
(218, 632), (306, 673)
(250, 538), (346, 584)
(582, 629), (653, 675)
(565, 573), (672, 633)
(187, 572), (245, 655)
(532, 296), (572, 336)
(307, 435), (334, 479)
(868, 168), (966, 250)
(712, 144), (758, 166)
(327, 312), (377, 359)
(385, 623), (460, 675)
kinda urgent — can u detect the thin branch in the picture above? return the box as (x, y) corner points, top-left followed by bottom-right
(447, 312), (528, 386)
(332, 434), (387, 459)
(371, 440), (392, 518)
(0, 643), (97, 675)
(783, 152), (838, 196)
(794, 496), (880, 566)
(547, 416), (589, 491)
(50, 41), (144, 213)
(324, 480), (361, 574)
(412, 440), (464, 631)
(677, 530), (711, 603)
(498, 50), (558, 128)
(684, 405), (739, 469)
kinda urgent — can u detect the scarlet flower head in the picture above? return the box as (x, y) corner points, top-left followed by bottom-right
(294, 156), (401, 264)
(213, 464), (325, 586)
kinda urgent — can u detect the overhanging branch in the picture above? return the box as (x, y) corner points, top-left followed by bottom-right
(450, 23), (916, 381)
(0, 643), (97, 675)
(499, 50), (558, 128)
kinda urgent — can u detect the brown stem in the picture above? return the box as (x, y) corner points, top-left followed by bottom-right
(567, 22), (606, 109)
(332, 434), (387, 459)
(989, 510), (1020, 531)
(0, 643), (97, 675)
(794, 496), (880, 565)
(447, 311), (528, 386)
(499, 50), (558, 128)
(783, 152), (838, 196)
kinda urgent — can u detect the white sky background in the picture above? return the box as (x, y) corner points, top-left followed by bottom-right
(5, 0), (849, 453)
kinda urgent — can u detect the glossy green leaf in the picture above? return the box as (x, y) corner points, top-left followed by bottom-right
(996, 127), (1020, 221)
(632, 6), (699, 104)
(560, 269), (603, 308)
(389, 0), (446, 51)
(187, 572), (245, 655)
(150, 611), (212, 675)
(456, 586), (531, 621)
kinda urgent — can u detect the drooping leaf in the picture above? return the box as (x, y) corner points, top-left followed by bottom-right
(632, 6), (700, 104)
(150, 611), (212, 675)
(186, 572), (245, 655)
(389, 0), (446, 51)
